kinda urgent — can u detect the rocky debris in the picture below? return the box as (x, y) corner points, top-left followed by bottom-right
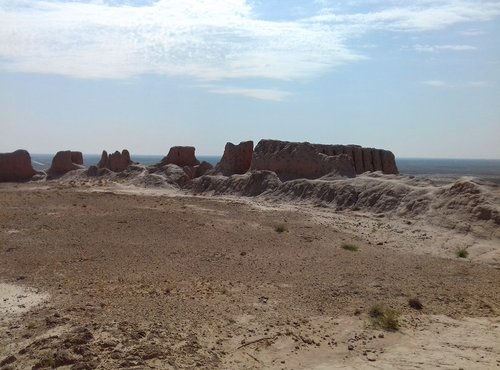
(0, 149), (38, 182)
(47, 151), (85, 177)
(97, 150), (132, 172)
(161, 146), (199, 167)
(251, 140), (398, 178)
(214, 141), (253, 175)
(251, 140), (357, 180)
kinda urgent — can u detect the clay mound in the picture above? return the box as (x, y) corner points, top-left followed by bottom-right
(214, 141), (253, 175)
(0, 149), (38, 182)
(160, 164), (191, 187)
(192, 171), (281, 197)
(191, 172), (499, 237)
(433, 179), (500, 226)
(47, 151), (85, 178)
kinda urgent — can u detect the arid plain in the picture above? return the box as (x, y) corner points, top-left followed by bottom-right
(1, 178), (499, 369)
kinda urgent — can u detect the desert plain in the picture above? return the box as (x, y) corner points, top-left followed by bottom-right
(1, 177), (499, 370)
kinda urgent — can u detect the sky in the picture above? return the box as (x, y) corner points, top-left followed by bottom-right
(1, 0), (500, 158)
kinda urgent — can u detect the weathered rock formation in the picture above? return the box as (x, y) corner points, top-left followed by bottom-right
(153, 146), (212, 181)
(161, 147), (199, 167)
(97, 150), (132, 172)
(311, 143), (398, 175)
(0, 150), (38, 182)
(251, 140), (398, 180)
(47, 151), (84, 177)
(214, 141), (253, 175)
(251, 140), (357, 180)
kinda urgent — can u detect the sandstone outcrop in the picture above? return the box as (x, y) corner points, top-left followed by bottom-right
(161, 147), (199, 167)
(251, 140), (398, 179)
(0, 150), (37, 182)
(251, 140), (357, 180)
(97, 150), (132, 172)
(47, 151), (85, 177)
(215, 141), (253, 175)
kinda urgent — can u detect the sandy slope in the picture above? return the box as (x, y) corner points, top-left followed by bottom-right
(0, 181), (499, 369)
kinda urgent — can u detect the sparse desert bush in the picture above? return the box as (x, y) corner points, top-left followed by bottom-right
(342, 243), (358, 252)
(455, 248), (469, 258)
(369, 303), (384, 318)
(369, 303), (400, 331)
(274, 224), (287, 233)
(408, 297), (423, 310)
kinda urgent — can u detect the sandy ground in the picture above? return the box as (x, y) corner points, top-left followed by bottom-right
(1, 182), (499, 369)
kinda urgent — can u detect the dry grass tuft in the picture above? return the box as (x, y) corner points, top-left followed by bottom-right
(341, 243), (358, 252)
(274, 224), (287, 233)
(369, 303), (400, 331)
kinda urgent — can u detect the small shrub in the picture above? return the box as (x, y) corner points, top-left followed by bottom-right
(369, 303), (384, 318)
(274, 224), (287, 233)
(408, 297), (423, 310)
(342, 243), (358, 252)
(455, 248), (469, 258)
(369, 303), (400, 331)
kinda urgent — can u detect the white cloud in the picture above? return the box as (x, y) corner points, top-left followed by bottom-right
(308, 1), (500, 32)
(422, 80), (452, 88)
(0, 0), (361, 81)
(413, 44), (477, 52)
(468, 81), (488, 87)
(207, 87), (292, 101)
(0, 0), (499, 85)
(460, 28), (486, 36)
(421, 80), (490, 89)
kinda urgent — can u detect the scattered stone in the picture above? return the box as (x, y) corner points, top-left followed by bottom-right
(367, 353), (377, 362)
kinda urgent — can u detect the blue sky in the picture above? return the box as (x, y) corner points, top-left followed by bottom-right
(1, 0), (499, 158)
